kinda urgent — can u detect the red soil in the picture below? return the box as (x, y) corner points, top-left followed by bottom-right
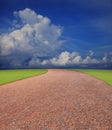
(0, 69), (112, 130)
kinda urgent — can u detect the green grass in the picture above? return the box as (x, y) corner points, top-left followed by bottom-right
(72, 69), (112, 86)
(0, 69), (47, 85)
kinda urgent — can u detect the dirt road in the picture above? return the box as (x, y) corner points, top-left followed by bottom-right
(0, 69), (112, 130)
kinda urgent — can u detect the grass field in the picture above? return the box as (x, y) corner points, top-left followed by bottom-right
(73, 69), (112, 86)
(0, 69), (47, 85)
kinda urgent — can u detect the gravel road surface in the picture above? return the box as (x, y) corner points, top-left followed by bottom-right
(0, 69), (112, 130)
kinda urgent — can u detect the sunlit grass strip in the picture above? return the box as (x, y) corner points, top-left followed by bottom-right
(72, 69), (112, 86)
(0, 69), (47, 85)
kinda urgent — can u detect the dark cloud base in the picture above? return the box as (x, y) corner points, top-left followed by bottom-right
(0, 63), (112, 69)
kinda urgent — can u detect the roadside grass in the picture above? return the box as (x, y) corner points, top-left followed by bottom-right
(72, 69), (112, 86)
(0, 69), (47, 85)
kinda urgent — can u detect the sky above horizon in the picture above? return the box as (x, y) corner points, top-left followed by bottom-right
(0, 0), (112, 68)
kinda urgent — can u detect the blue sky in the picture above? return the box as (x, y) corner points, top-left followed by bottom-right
(0, 0), (112, 68)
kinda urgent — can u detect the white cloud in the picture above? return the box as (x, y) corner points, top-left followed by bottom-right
(14, 8), (43, 25)
(28, 51), (101, 67)
(72, 55), (82, 64)
(102, 53), (108, 63)
(0, 8), (111, 68)
(50, 51), (71, 65)
(82, 56), (100, 64)
(49, 51), (83, 66)
(50, 51), (100, 66)
(0, 8), (64, 57)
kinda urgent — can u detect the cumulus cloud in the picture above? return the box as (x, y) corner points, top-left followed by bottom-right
(82, 56), (100, 64)
(49, 51), (83, 66)
(0, 8), (63, 57)
(0, 8), (111, 68)
(102, 54), (107, 62)
(102, 52), (112, 64)
(28, 51), (101, 67)
(50, 51), (100, 66)
(14, 8), (42, 25)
